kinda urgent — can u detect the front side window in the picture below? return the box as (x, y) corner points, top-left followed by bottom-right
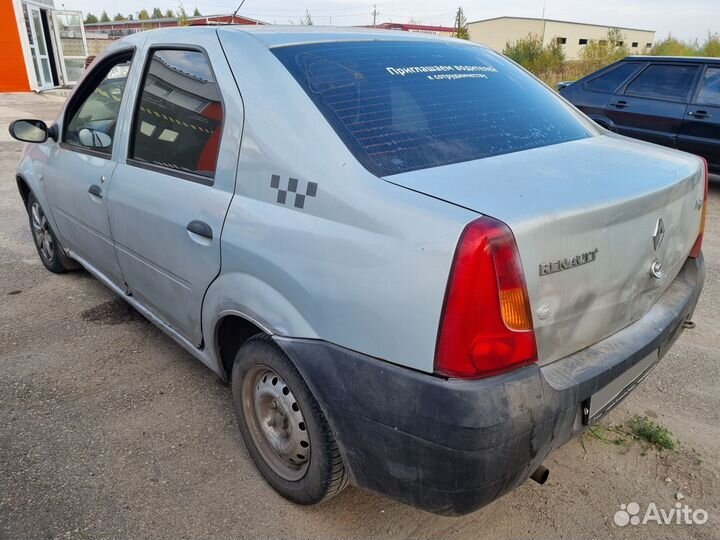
(273, 40), (591, 176)
(624, 64), (699, 101)
(695, 67), (720, 106)
(129, 49), (223, 179)
(65, 55), (132, 155)
(586, 62), (643, 93)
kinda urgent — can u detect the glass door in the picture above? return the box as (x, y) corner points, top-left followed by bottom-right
(50, 10), (88, 85)
(22, 3), (54, 89)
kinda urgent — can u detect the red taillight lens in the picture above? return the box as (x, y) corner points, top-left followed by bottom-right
(435, 216), (538, 379)
(689, 157), (708, 259)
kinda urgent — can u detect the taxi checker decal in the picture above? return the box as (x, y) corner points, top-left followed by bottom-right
(270, 175), (318, 209)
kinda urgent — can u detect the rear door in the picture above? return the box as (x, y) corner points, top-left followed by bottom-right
(108, 40), (243, 346)
(678, 65), (720, 171)
(560, 60), (644, 123)
(605, 62), (701, 147)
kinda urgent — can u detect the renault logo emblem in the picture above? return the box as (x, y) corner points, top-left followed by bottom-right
(652, 218), (665, 251)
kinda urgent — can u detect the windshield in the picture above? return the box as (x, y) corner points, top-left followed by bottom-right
(273, 40), (593, 176)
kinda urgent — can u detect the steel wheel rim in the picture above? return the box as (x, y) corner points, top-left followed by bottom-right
(242, 364), (311, 481)
(31, 202), (54, 262)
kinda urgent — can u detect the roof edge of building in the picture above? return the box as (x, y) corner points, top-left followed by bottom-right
(467, 16), (654, 34)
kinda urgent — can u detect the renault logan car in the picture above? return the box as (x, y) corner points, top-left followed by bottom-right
(10, 27), (707, 516)
(559, 56), (720, 173)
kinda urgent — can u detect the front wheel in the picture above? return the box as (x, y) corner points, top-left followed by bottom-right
(231, 335), (348, 504)
(26, 192), (76, 273)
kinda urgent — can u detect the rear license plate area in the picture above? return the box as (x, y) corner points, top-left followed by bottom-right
(582, 350), (659, 425)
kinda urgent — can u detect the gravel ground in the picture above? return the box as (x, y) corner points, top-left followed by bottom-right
(1, 92), (719, 539)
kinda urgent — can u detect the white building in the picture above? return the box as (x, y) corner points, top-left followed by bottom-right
(468, 17), (656, 60)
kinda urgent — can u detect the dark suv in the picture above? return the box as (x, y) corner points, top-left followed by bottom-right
(559, 56), (720, 172)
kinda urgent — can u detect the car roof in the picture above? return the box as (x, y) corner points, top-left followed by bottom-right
(133, 25), (473, 49)
(624, 55), (720, 64)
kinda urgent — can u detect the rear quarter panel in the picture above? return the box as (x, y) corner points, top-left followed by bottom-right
(204, 31), (476, 373)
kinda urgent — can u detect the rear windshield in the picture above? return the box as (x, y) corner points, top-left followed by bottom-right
(273, 40), (591, 176)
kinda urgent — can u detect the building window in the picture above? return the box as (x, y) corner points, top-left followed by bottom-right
(616, 41), (624, 46)
(646, 42), (652, 48)
(631, 42), (639, 48)
(556, 37), (567, 45)
(578, 38), (588, 45)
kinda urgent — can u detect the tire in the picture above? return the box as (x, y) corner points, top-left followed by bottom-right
(231, 335), (348, 505)
(26, 192), (77, 273)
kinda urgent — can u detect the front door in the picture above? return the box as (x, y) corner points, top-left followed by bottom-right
(678, 65), (720, 172)
(108, 45), (241, 346)
(43, 51), (134, 287)
(605, 63), (700, 148)
(22, 3), (53, 90)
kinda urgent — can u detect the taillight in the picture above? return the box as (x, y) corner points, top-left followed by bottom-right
(689, 157), (708, 259)
(435, 216), (537, 379)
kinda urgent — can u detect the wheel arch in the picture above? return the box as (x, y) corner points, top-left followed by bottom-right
(16, 174), (31, 206)
(214, 311), (270, 381)
(202, 271), (320, 380)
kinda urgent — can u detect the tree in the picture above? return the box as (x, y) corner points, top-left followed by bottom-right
(127, 14), (134, 20)
(702, 33), (720, 56)
(164, 9), (175, 18)
(151, 7), (164, 19)
(579, 28), (628, 72)
(650, 34), (696, 56)
(113, 13), (126, 21)
(84, 13), (99, 24)
(99, 10), (111, 22)
(301, 9), (313, 25)
(193, 7), (201, 16)
(177, 3), (189, 26)
(503, 33), (565, 74)
(137, 9), (150, 20)
(453, 7), (469, 40)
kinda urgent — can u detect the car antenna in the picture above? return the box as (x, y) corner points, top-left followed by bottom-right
(231, 0), (247, 23)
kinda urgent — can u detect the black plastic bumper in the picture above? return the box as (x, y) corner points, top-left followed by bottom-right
(276, 255), (704, 516)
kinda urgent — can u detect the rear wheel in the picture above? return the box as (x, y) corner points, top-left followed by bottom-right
(231, 335), (348, 504)
(26, 193), (76, 273)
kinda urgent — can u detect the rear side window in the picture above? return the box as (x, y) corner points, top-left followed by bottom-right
(695, 67), (720, 106)
(624, 64), (698, 102)
(130, 49), (223, 179)
(273, 41), (591, 176)
(585, 62), (642, 93)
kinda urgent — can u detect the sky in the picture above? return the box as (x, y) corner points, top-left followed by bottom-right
(56, 0), (719, 43)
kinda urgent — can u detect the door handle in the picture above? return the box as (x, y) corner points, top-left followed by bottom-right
(611, 100), (629, 109)
(186, 220), (213, 240)
(88, 184), (102, 198)
(688, 110), (711, 119)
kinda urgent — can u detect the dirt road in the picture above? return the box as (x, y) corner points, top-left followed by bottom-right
(1, 92), (718, 539)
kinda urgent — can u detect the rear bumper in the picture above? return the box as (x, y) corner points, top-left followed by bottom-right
(276, 255), (704, 516)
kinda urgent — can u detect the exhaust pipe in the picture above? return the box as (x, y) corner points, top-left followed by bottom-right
(530, 465), (549, 485)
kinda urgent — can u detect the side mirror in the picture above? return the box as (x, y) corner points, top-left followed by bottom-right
(9, 119), (49, 143)
(77, 128), (112, 149)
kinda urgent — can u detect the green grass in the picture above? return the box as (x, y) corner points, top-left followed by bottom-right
(584, 416), (680, 452)
(627, 416), (678, 451)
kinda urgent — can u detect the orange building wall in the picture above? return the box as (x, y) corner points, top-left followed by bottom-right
(0, 0), (31, 92)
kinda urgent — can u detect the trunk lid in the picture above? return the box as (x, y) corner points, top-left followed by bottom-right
(386, 135), (705, 365)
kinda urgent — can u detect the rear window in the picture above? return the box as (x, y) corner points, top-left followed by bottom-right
(273, 40), (591, 176)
